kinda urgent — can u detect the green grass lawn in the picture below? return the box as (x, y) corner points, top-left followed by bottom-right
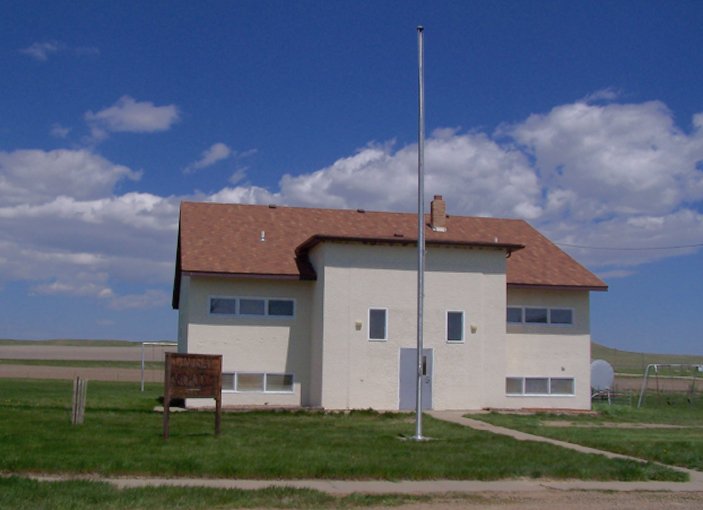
(472, 400), (703, 471)
(0, 477), (429, 510)
(0, 378), (682, 482)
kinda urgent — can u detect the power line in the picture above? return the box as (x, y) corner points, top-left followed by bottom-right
(556, 241), (703, 251)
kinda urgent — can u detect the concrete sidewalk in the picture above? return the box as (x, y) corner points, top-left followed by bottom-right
(27, 473), (703, 495)
(429, 410), (703, 488)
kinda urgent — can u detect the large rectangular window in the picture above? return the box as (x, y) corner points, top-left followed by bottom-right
(369, 308), (388, 340)
(506, 377), (575, 396)
(507, 306), (573, 326)
(209, 297), (294, 318)
(446, 311), (464, 342)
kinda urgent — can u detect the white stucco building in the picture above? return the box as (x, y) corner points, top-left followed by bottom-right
(172, 197), (607, 411)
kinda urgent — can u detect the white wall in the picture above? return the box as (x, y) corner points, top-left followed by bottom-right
(311, 241), (508, 410)
(181, 275), (313, 407)
(177, 275), (191, 353)
(503, 288), (592, 410)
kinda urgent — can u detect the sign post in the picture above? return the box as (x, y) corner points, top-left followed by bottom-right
(163, 353), (222, 439)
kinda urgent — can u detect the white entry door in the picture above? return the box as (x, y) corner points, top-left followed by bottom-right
(399, 348), (432, 410)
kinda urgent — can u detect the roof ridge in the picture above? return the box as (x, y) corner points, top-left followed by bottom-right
(180, 200), (529, 223)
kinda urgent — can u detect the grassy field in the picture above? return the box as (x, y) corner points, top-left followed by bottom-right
(0, 359), (163, 369)
(592, 342), (703, 375)
(0, 477), (429, 510)
(0, 378), (681, 481)
(0, 339), (144, 347)
(473, 399), (703, 471)
(0, 477), (432, 510)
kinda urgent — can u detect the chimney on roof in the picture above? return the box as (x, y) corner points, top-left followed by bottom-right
(430, 195), (447, 232)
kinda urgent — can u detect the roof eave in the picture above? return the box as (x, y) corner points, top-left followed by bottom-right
(507, 282), (609, 292)
(181, 270), (317, 281)
(296, 234), (525, 256)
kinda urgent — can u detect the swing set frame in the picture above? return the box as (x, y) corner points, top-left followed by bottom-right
(637, 363), (703, 408)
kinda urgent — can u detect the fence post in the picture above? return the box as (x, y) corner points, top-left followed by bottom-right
(72, 377), (88, 425)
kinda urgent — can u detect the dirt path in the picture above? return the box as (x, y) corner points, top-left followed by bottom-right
(391, 491), (703, 509)
(29, 474), (703, 509)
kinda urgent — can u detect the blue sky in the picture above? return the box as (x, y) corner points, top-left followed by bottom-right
(1, 1), (702, 354)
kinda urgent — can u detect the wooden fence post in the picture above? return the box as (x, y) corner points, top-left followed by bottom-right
(71, 377), (88, 425)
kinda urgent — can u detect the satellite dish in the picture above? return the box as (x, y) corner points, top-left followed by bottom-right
(591, 359), (615, 391)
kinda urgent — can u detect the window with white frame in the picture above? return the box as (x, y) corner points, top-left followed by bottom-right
(222, 372), (294, 393)
(210, 297), (237, 315)
(549, 308), (573, 325)
(506, 306), (573, 325)
(368, 308), (388, 341)
(209, 297), (295, 318)
(506, 307), (523, 323)
(505, 377), (575, 396)
(446, 310), (464, 342)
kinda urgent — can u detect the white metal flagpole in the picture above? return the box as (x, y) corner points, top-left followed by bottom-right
(413, 25), (426, 441)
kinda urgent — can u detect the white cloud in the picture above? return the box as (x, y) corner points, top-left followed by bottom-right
(0, 148), (178, 311)
(0, 149), (140, 206)
(19, 41), (62, 61)
(32, 272), (114, 298)
(84, 96), (180, 137)
(50, 123), (71, 139)
(184, 143), (232, 173)
(19, 41), (99, 61)
(500, 99), (703, 268)
(108, 289), (171, 310)
(508, 101), (703, 218)
(581, 87), (621, 103)
(220, 131), (541, 219)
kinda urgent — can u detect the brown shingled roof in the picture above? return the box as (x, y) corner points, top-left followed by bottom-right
(173, 201), (607, 308)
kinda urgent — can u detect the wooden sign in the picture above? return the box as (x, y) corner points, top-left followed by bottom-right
(163, 353), (222, 439)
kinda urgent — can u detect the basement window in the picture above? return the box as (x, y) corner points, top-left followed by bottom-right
(506, 377), (575, 396)
(222, 372), (294, 393)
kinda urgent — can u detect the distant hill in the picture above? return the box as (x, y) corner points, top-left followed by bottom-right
(592, 342), (703, 374)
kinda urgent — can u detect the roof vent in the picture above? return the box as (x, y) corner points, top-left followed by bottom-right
(357, 208), (366, 213)
(430, 195), (447, 232)
(260, 230), (266, 242)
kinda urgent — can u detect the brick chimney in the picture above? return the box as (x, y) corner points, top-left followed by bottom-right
(430, 195), (447, 232)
